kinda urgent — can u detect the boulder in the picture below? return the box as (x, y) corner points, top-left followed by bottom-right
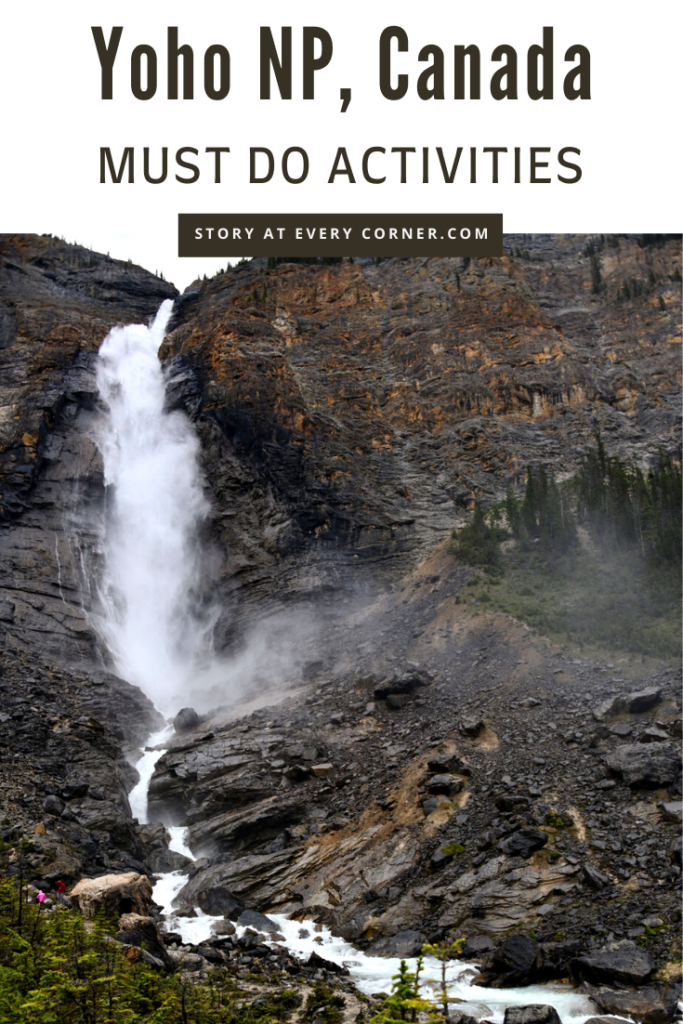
(461, 717), (485, 738)
(173, 707), (200, 733)
(499, 829), (548, 859)
(42, 794), (65, 816)
(537, 939), (583, 980)
(116, 913), (173, 968)
(582, 864), (611, 890)
(583, 1018), (626, 1024)
(210, 919), (236, 937)
(585, 985), (681, 1024)
(428, 774), (458, 794)
(570, 944), (654, 986)
(70, 872), (153, 919)
(449, 1011), (479, 1024)
(594, 696), (625, 720)
(658, 800), (682, 824)
(461, 935), (495, 958)
(604, 744), (681, 788)
(61, 781), (89, 800)
(503, 1006), (561, 1024)
(306, 949), (346, 974)
(422, 795), (452, 816)
(626, 687), (662, 713)
(640, 726), (670, 743)
(489, 933), (541, 986)
(367, 930), (425, 958)
(495, 794), (530, 813)
(166, 949), (208, 972)
(428, 754), (470, 775)
(374, 668), (432, 700)
(236, 909), (281, 935)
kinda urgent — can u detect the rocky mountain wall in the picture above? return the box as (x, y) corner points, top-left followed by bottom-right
(162, 236), (681, 619)
(0, 234), (176, 664)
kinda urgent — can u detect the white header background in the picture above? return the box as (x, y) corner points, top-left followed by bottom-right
(1, 1), (681, 289)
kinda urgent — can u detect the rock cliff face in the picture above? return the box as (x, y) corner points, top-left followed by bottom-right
(161, 236), (681, 616)
(0, 234), (176, 664)
(0, 234), (680, 998)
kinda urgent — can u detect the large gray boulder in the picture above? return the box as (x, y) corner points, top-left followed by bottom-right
(504, 1006), (561, 1024)
(499, 829), (548, 859)
(70, 872), (153, 919)
(604, 743), (681, 788)
(173, 707), (200, 733)
(586, 985), (681, 1024)
(367, 930), (425, 958)
(487, 933), (541, 986)
(570, 944), (654, 985)
(116, 913), (173, 969)
(625, 687), (662, 713)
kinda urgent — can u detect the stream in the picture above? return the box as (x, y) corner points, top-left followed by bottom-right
(129, 731), (597, 1024)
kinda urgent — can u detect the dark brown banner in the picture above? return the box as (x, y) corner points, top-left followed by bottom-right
(178, 213), (502, 258)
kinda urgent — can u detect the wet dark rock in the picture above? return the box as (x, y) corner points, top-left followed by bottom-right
(641, 726), (671, 743)
(495, 794), (530, 813)
(428, 774), (458, 794)
(503, 1006), (561, 1024)
(498, 829), (548, 859)
(626, 688), (663, 714)
(42, 794), (65, 816)
(305, 949), (346, 974)
(449, 1012), (478, 1024)
(174, 707), (200, 733)
(116, 913), (173, 969)
(175, 864), (245, 918)
(609, 723), (632, 738)
(367, 931), (425, 958)
(658, 801), (682, 824)
(582, 864), (611, 890)
(604, 744), (681, 788)
(422, 796), (451, 816)
(237, 909), (281, 935)
(486, 933), (541, 986)
(460, 717), (485, 738)
(61, 782), (89, 800)
(430, 848), (450, 869)
(584, 985), (681, 1024)
(537, 940), (583, 980)
(374, 669), (431, 701)
(570, 944), (655, 986)
(583, 1017), (626, 1024)
(427, 753), (470, 775)
(461, 935), (495, 958)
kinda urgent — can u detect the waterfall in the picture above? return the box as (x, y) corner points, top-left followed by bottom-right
(94, 299), (212, 713)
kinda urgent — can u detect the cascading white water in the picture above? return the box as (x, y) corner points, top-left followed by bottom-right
(95, 299), (212, 713)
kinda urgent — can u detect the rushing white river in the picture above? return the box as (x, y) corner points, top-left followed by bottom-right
(94, 305), (601, 1024)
